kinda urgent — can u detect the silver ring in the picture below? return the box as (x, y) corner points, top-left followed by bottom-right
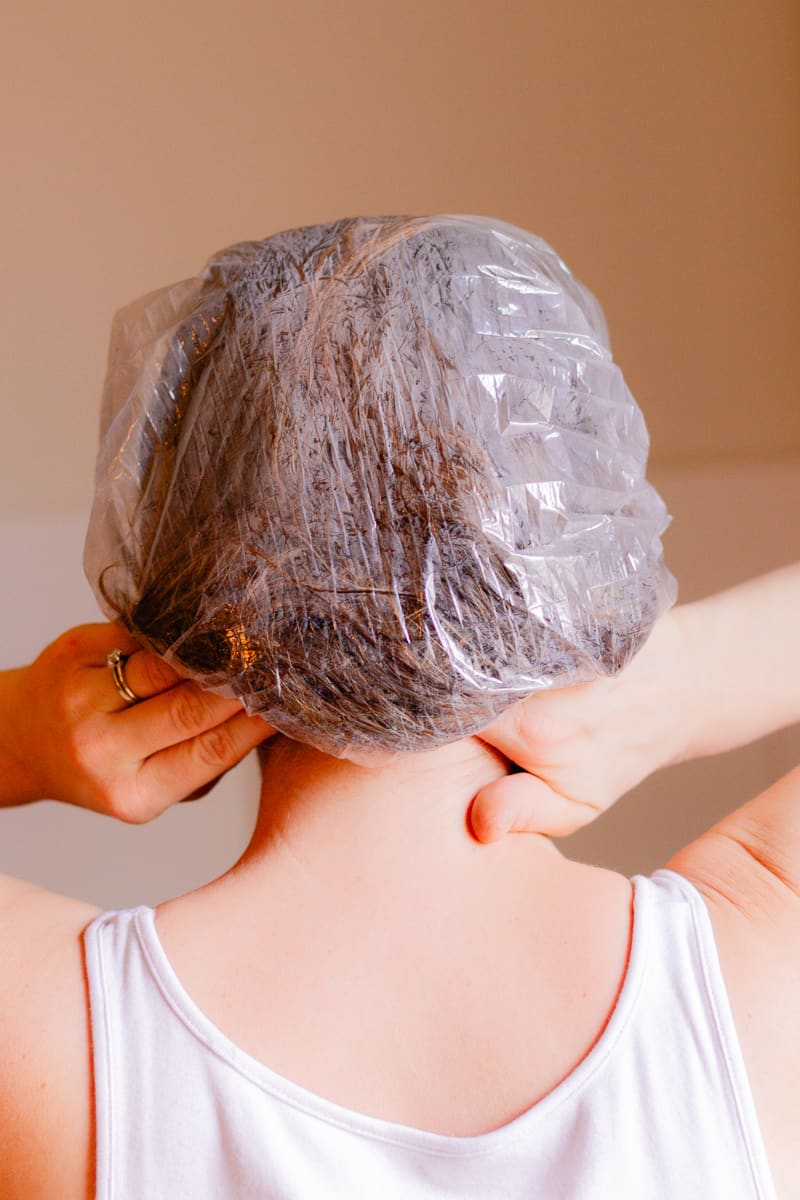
(107, 648), (140, 704)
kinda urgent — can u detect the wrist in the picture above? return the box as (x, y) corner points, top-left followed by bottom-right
(625, 603), (697, 778)
(654, 602), (705, 770)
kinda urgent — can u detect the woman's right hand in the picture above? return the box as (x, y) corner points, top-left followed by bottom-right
(0, 623), (275, 822)
(469, 607), (690, 842)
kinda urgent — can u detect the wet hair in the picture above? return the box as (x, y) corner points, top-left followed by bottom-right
(85, 215), (676, 755)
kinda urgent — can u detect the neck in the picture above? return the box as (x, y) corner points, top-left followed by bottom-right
(236, 734), (561, 897)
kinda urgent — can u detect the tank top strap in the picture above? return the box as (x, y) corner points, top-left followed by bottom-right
(632, 868), (776, 1199)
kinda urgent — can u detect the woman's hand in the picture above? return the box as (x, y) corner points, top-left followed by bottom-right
(470, 563), (800, 843)
(469, 607), (689, 842)
(0, 623), (274, 822)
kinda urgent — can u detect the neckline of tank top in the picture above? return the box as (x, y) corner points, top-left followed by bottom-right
(118, 870), (687, 1158)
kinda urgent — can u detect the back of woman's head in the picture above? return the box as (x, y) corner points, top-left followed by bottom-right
(85, 215), (676, 756)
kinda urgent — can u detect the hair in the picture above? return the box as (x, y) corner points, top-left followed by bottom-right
(87, 215), (675, 755)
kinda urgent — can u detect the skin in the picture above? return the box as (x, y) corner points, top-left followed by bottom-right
(471, 563), (800, 841)
(0, 623), (274, 818)
(156, 738), (635, 1134)
(0, 564), (798, 1196)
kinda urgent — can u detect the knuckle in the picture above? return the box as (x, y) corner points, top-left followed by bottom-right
(51, 627), (85, 660)
(169, 684), (212, 736)
(511, 700), (540, 752)
(46, 624), (98, 670)
(66, 669), (100, 720)
(57, 687), (82, 731)
(67, 726), (98, 776)
(195, 723), (237, 771)
(95, 781), (122, 817)
(101, 783), (147, 825)
(512, 696), (565, 753)
(39, 636), (75, 679)
(139, 652), (177, 694)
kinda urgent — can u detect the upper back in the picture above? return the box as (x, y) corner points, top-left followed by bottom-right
(78, 866), (776, 1199)
(5, 761), (800, 1199)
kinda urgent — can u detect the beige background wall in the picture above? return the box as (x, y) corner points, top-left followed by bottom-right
(1, 1), (798, 906)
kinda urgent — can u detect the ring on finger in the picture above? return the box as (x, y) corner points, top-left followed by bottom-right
(107, 648), (140, 705)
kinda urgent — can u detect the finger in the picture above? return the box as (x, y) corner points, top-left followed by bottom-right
(177, 754), (248, 803)
(138, 711), (275, 807)
(468, 772), (600, 843)
(180, 778), (221, 803)
(121, 649), (181, 701)
(477, 693), (581, 774)
(48, 622), (142, 670)
(119, 680), (249, 757)
(95, 647), (181, 714)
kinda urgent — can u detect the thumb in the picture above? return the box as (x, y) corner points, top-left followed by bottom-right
(468, 772), (593, 843)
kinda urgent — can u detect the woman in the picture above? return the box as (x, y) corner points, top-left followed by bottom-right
(1, 215), (797, 1198)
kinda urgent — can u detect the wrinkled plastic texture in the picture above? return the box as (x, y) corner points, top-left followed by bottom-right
(85, 215), (677, 756)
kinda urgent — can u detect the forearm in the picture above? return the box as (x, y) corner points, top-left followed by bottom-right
(669, 563), (800, 766)
(0, 667), (41, 806)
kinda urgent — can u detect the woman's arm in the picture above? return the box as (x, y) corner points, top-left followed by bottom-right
(673, 561), (800, 763)
(470, 563), (800, 841)
(0, 623), (277, 1199)
(0, 623), (274, 820)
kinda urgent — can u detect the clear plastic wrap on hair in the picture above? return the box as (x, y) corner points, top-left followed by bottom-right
(84, 215), (677, 755)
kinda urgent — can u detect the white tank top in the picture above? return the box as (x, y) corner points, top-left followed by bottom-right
(83, 868), (776, 1199)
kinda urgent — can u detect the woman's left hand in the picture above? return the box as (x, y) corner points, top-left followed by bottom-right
(0, 623), (274, 822)
(468, 608), (687, 842)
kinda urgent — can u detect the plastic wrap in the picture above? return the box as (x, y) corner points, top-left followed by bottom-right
(84, 215), (677, 755)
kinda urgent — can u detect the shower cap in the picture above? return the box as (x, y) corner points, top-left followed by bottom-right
(84, 214), (677, 756)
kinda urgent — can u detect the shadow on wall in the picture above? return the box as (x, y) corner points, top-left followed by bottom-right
(0, 458), (798, 907)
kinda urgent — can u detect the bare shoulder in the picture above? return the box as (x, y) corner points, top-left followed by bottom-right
(666, 762), (800, 1194)
(0, 874), (100, 1200)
